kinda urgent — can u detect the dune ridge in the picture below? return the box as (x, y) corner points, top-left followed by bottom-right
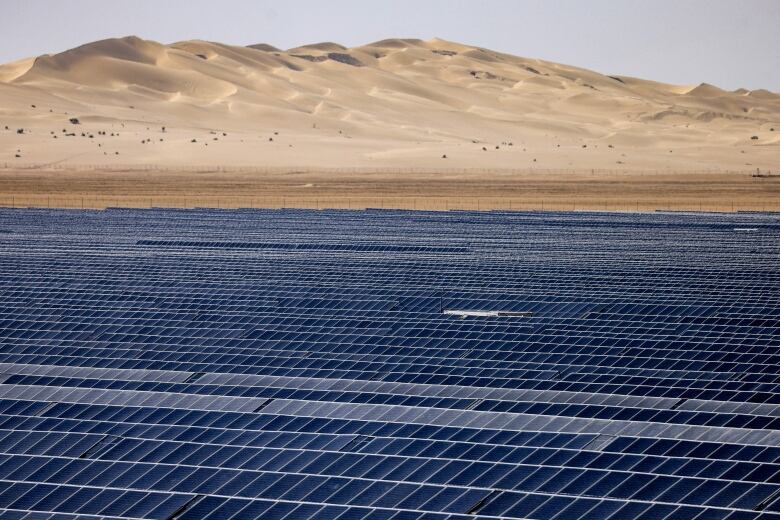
(0, 35), (778, 170)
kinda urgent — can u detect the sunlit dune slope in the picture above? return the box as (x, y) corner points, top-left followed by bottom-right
(0, 35), (778, 170)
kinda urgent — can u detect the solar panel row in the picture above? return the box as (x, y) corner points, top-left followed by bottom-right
(0, 207), (777, 519)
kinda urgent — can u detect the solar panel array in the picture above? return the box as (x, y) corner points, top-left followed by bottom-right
(0, 207), (778, 520)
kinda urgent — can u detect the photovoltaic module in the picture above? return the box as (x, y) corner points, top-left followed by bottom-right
(0, 207), (777, 519)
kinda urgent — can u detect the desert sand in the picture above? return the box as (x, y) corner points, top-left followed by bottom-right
(0, 36), (778, 210)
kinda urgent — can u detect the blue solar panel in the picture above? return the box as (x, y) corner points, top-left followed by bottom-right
(0, 207), (778, 519)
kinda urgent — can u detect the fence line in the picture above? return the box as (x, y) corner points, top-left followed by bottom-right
(1, 195), (777, 213)
(0, 163), (772, 176)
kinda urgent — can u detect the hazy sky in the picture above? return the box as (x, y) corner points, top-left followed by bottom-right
(2, 0), (778, 90)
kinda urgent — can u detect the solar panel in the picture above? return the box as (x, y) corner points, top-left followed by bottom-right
(0, 207), (778, 519)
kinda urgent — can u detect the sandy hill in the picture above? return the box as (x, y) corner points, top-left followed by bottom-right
(0, 35), (778, 170)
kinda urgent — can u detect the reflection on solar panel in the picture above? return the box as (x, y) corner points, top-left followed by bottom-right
(0, 207), (778, 520)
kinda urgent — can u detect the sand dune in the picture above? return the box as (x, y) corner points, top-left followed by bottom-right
(0, 35), (778, 170)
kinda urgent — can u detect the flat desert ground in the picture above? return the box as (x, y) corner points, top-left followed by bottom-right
(0, 36), (778, 210)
